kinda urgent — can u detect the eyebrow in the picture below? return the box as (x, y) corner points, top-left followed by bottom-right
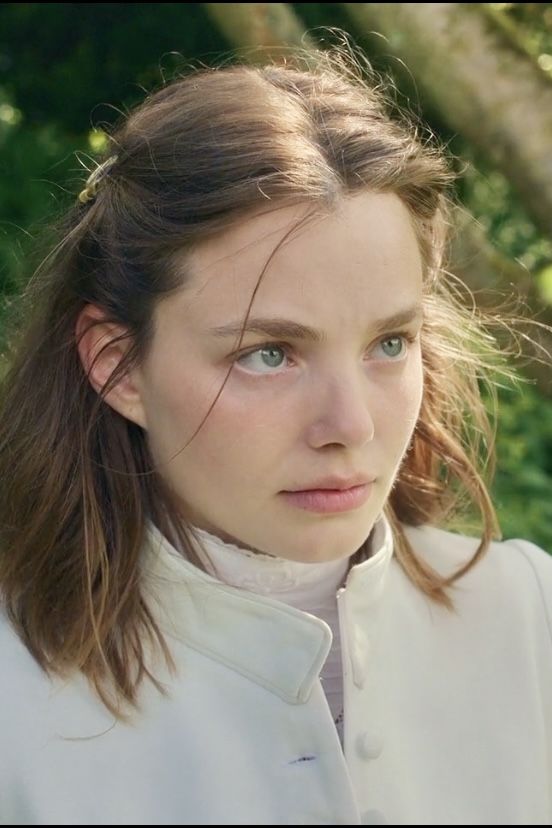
(208, 304), (424, 343)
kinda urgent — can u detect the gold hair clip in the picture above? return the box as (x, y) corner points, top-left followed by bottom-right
(78, 156), (118, 205)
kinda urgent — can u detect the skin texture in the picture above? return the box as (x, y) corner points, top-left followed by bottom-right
(77, 190), (425, 563)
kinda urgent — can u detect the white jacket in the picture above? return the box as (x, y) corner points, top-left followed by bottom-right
(1, 520), (552, 825)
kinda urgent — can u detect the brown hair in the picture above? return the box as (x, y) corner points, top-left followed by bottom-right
(0, 49), (508, 717)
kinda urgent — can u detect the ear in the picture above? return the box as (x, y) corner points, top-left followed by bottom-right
(75, 304), (148, 429)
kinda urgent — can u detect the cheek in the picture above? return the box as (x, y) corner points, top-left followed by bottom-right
(148, 372), (285, 474)
(404, 357), (425, 422)
(375, 359), (424, 445)
(140, 366), (212, 463)
(198, 391), (286, 461)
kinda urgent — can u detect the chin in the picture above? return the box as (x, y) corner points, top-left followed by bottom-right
(283, 534), (368, 565)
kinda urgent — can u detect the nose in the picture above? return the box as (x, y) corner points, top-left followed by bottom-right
(306, 369), (375, 449)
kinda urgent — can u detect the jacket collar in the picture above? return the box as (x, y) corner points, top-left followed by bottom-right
(141, 517), (394, 704)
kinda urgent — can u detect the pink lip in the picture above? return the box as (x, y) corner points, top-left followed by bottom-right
(280, 483), (373, 514)
(287, 474), (374, 492)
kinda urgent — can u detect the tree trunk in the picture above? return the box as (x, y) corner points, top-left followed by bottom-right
(341, 2), (552, 238)
(202, 3), (316, 62)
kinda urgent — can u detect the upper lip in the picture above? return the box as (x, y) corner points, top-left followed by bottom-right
(284, 474), (374, 492)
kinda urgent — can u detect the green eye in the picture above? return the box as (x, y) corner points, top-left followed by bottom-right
(236, 343), (288, 373)
(380, 336), (405, 358)
(258, 346), (286, 368)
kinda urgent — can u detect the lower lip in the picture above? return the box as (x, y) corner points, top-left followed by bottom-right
(280, 484), (372, 514)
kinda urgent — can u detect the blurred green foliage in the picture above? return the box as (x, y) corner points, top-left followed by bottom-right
(492, 382), (552, 548)
(0, 3), (551, 549)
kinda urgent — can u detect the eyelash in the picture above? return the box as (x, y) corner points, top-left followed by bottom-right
(232, 331), (419, 374)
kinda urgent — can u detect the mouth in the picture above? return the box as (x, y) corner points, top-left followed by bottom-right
(280, 482), (373, 514)
(284, 474), (375, 492)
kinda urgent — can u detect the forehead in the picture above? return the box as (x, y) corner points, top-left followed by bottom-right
(166, 191), (424, 329)
(192, 191), (419, 274)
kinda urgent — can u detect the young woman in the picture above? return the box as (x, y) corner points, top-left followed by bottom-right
(1, 50), (551, 826)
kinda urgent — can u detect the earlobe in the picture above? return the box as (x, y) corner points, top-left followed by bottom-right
(75, 304), (148, 429)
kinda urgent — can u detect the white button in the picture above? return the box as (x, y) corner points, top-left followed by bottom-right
(355, 729), (384, 760)
(361, 808), (387, 824)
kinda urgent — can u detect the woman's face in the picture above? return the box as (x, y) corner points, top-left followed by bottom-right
(132, 191), (425, 562)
